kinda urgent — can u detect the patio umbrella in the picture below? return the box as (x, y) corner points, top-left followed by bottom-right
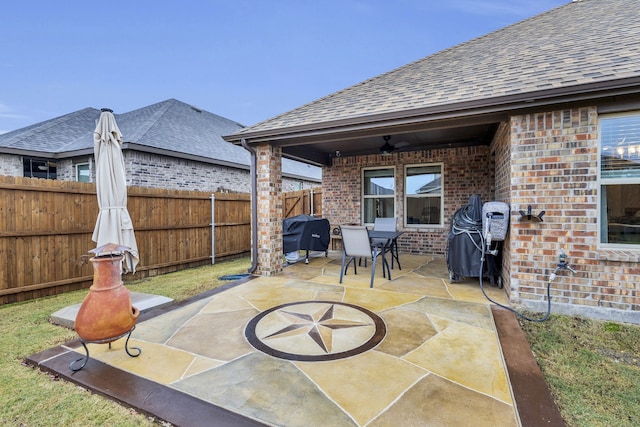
(91, 109), (139, 273)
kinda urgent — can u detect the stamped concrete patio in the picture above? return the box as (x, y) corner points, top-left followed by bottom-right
(27, 252), (563, 426)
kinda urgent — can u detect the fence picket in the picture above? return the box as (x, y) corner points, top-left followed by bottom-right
(0, 176), (321, 304)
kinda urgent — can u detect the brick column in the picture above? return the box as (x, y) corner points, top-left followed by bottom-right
(255, 143), (283, 275)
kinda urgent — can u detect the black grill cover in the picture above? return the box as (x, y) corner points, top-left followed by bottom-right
(447, 195), (500, 280)
(283, 215), (330, 254)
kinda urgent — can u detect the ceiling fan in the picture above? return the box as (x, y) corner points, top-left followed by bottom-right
(380, 135), (409, 155)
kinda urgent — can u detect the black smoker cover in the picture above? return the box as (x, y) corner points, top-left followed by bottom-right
(283, 214), (330, 254)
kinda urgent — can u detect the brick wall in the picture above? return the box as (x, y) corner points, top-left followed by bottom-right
(323, 146), (494, 255)
(125, 151), (252, 193)
(491, 122), (513, 294)
(2, 151), (315, 193)
(0, 154), (22, 176)
(509, 106), (638, 323)
(54, 158), (79, 181)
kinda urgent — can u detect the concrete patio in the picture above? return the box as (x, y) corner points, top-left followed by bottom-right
(27, 252), (564, 426)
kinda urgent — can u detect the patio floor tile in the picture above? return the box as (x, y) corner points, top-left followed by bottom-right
(27, 252), (564, 426)
(369, 374), (518, 427)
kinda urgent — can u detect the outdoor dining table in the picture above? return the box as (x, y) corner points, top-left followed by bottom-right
(368, 230), (404, 270)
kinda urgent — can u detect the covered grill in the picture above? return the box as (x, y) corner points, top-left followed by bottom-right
(283, 214), (330, 264)
(447, 195), (503, 287)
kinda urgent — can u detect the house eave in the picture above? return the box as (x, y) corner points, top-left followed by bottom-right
(0, 147), (58, 158)
(224, 76), (640, 145)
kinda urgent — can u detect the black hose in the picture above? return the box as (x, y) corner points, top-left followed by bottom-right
(479, 244), (552, 322)
(450, 199), (552, 321)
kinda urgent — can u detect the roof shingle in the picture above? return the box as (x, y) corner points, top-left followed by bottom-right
(233, 0), (640, 136)
(0, 99), (321, 181)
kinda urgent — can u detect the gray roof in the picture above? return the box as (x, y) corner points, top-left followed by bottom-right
(0, 107), (99, 155)
(229, 0), (640, 139)
(0, 99), (321, 181)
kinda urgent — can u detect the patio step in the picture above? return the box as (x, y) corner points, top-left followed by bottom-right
(49, 292), (174, 329)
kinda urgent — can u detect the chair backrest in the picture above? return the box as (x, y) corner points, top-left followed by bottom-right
(374, 217), (396, 232)
(340, 225), (373, 257)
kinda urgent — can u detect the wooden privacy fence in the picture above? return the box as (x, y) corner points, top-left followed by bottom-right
(283, 188), (322, 218)
(0, 176), (321, 304)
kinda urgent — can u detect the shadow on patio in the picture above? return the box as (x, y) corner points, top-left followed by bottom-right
(27, 252), (563, 426)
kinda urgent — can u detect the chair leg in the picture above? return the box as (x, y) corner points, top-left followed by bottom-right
(369, 255), (377, 288)
(340, 254), (357, 284)
(383, 253), (391, 280)
(381, 252), (386, 279)
(392, 240), (401, 270)
(376, 245), (391, 281)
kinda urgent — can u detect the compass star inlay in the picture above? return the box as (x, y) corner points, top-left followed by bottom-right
(245, 301), (386, 362)
(264, 304), (371, 353)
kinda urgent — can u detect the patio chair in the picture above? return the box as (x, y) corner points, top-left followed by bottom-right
(371, 217), (401, 270)
(339, 225), (390, 288)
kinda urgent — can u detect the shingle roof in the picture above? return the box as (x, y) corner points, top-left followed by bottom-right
(118, 99), (248, 167)
(0, 108), (99, 154)
(0, 99), (321, 181)
(232, 0), (640, 137)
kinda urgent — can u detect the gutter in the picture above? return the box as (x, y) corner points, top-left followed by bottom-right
(240, 138), (258, 274)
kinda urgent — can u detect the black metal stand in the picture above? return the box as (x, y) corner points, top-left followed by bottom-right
(69, 326), (141, 371)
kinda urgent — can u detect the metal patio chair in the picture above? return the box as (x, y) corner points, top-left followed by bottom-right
(339, 225), (390, 288)
(371, 217), (401, 270)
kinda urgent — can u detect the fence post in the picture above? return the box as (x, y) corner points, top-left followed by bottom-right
(211, 194), (215, 264)
(310, 188), (314, 216)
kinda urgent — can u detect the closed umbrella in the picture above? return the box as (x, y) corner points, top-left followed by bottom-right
(91, 108), (139, 273)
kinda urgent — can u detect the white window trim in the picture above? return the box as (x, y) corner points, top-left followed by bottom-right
(76, 162), (90, 182)
(362, 166), (396, 226)
(404, 162), (444, 229)
(597, 111), (640, 249)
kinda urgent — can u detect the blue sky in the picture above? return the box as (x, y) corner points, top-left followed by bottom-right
(0, 0), (567, 134)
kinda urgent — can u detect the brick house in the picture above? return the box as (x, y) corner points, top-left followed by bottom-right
(225, 0), (640, 324)
(0, 98), (321, 192)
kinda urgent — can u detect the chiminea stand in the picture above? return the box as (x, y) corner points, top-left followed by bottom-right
(70, 327), (141, 371)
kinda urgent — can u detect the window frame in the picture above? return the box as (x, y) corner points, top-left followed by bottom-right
(76, 162), (90, 182)
(403, 162), (444, 229)
(361, 166), (396, 226)
(597, 111), (640, 249)
(23, 157), (57, 179)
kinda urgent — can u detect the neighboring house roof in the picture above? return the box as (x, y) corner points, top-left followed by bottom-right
(417, 177), (442, 194)
(225, 0), (640, 164)
(0, 99), (321, 182)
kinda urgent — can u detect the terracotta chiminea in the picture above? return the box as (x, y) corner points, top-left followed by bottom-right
(71, 243), (141, 371)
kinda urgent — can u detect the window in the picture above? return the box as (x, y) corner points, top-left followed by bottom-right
(23, 158), (56, 179)
(76, 163), (90, 182)
(405, 164), (443, 227)
(363, 167), (395, 224)
(599, 113), (640, 246)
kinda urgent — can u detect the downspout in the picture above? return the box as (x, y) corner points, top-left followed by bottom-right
(241, 138), (258, 274)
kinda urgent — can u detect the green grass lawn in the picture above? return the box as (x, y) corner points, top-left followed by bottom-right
(520, 314), (640, 427)
(0, 257), (251, 427)
(2, 256), (639, 426)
